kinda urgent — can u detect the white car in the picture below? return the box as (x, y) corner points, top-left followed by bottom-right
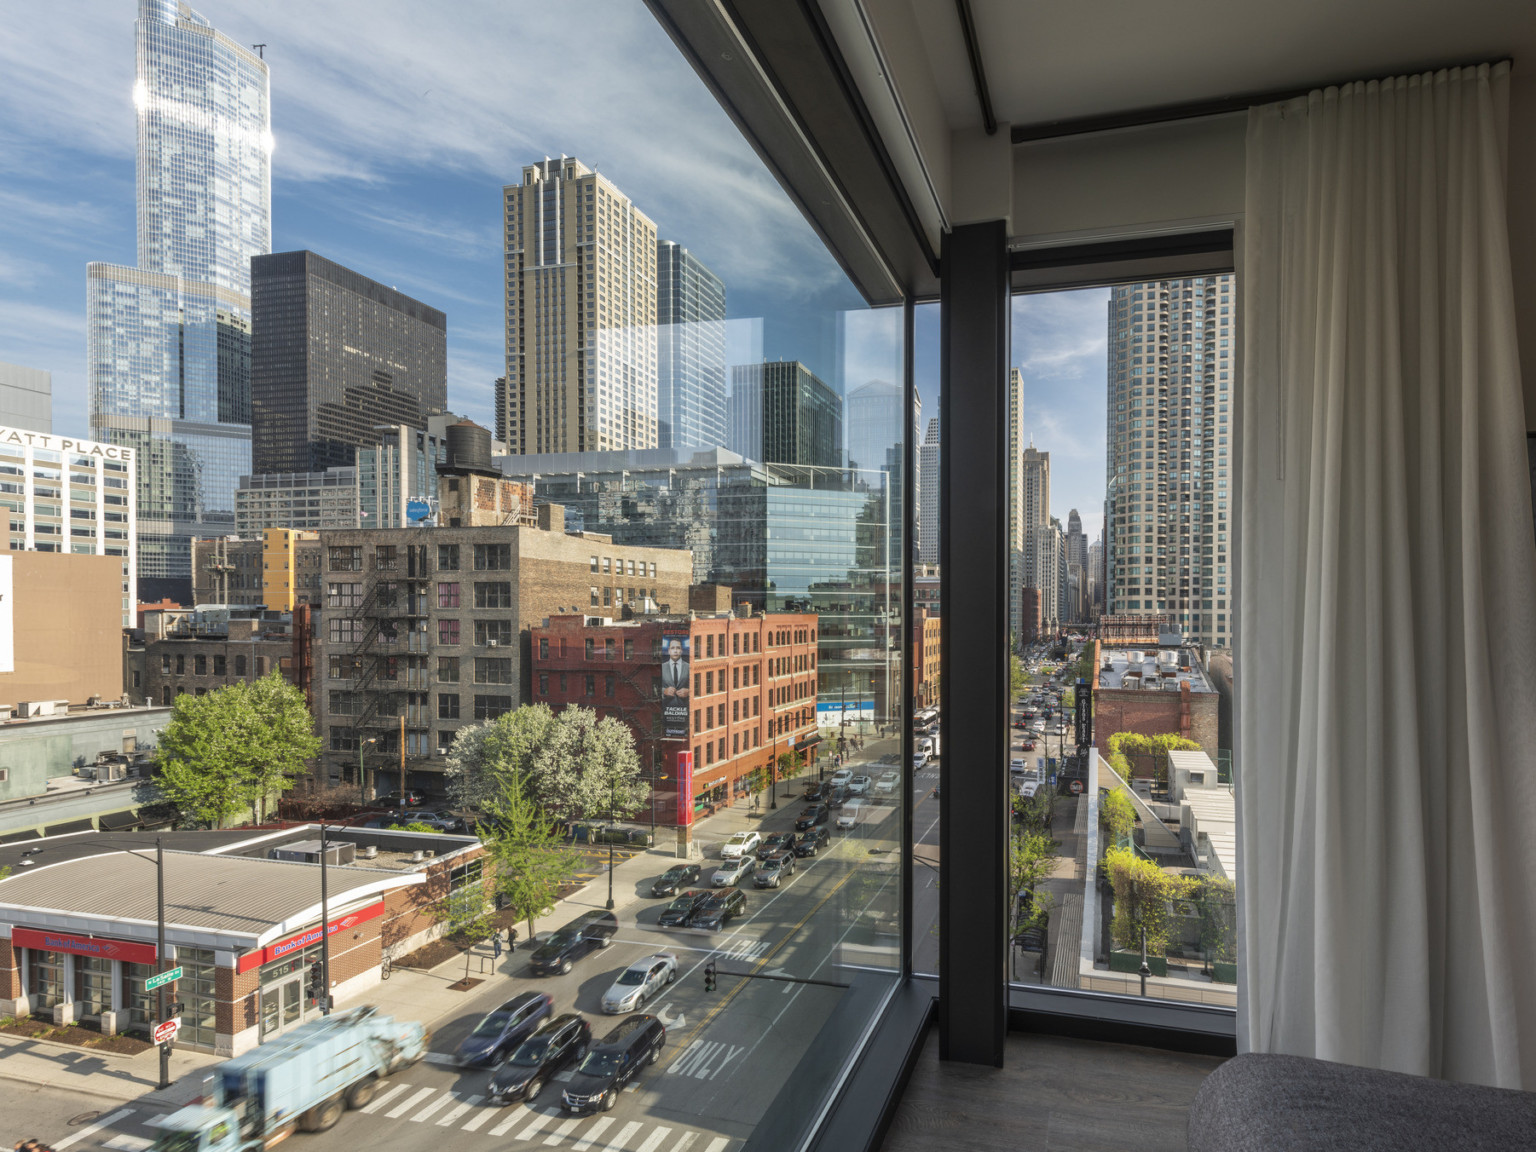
(848, 774), (872, 795)
(712, 856), (757, 887)
(911, 753), (928, 771)
(1009, 759), (1026, 774)
(836, 799), (865, 829)
(720, 830), (761, 860)
(600, 952), (677, 1014)
(829, 768), (854, 788)
(876, 769), (900, 794)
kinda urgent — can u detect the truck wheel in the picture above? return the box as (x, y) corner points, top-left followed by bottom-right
(345, 1077), (378, 1109)
(302, 1096), (344, 1132)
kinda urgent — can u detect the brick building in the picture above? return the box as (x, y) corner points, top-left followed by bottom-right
(913, 609), (941, 710)
(1091, 639), (1219, 763)
(315, 504), (693, 798)
(0, 825), (483, 1056)
(531, 606), (820, 826)
(192, 532), (324, 609)
(141, 606), (299, 707)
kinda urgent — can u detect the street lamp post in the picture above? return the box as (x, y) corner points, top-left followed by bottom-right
(605, 782), (617, 912)
(357, 737), (377, 806)
(319, 822), (332, 1015)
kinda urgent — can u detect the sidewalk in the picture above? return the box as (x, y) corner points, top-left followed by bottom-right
(0, 1030), (222, 1109)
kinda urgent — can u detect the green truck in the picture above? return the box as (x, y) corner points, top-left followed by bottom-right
(151, 1006), (427, 1152)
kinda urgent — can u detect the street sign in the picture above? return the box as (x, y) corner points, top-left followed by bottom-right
(145, 966), (182, 991)
(152, 1017), (181, 1044)
(1069, 779), (1085, 795)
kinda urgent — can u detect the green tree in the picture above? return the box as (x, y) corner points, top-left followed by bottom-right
(531, 706), (647, 825)
(1009, 829), (1059, 933)
(1105, 731), (1203, 785)
(776, 749), (805, 782)
(1105, 845), (1179, 957)
(154, 674), (319, 826)
(1099, 789), (1136, 843)
(1009, 653), (1027, 698)
(1185, 873), (1237, 963)
(479, 769), (580, 941)
(444, 704), (557, 812)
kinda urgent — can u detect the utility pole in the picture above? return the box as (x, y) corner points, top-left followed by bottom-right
(156, 836), (170, 1089)
(319, 823), (331, 1015)
(398, 713), (405, 799)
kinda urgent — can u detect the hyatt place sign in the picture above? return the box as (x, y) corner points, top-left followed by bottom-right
(0, 426), (134, 462)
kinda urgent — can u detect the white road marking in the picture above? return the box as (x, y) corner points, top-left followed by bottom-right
(665, 1134), (699, 1152)
(655, 1003), (686, 1028)
(103, 1138), (151, 1152)
(56, 1111), (134, 1152)
(702, 1139), (732, 1152)
(361, 1082), (410, 1114)
(570, 1117), (614, 1150)
(512, 1110), (554, 1140)
(459, 1103), (497, 1132)
(543, 1118), (583, 1145)
(436, 1093), (482, 1126)
(386, 1086), (436, 1119)
(602, 1121), (643, 1149)
(633, 1128), (673, 1152)
(409, 1091), (454, 1122)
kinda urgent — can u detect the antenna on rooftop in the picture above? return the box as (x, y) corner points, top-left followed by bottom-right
(252, 44), (266, 58)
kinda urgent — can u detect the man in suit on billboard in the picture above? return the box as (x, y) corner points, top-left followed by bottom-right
(661, 638), (690, 699)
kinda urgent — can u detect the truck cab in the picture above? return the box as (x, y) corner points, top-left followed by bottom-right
(151, 1107), (248, 1152)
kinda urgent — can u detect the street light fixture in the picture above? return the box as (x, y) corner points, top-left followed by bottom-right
(605, 779), (617, 912)
(21, 837), (173, 1089)
(357, 737), (378, 806)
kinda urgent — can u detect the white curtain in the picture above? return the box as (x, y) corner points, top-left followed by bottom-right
(1238, 61), (1536, 1088)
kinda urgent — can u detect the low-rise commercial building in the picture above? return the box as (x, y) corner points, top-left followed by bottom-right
(1092, 641), (1219, 762)
(142, 606), (299, 706)
(913, 609), (941, 710)
(193, 531), (325, 609)
(0, 544), (125, 711)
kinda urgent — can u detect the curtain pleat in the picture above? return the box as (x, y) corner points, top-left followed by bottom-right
(1239, 61), (1536, 1087)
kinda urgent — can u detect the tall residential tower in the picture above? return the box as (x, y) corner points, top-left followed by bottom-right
(499, 157), (658, 455)
(88, 0), (271, 595)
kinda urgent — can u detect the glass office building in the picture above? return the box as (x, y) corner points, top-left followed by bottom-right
(88, 0), (271, 596)
(656, 240), (728, 452)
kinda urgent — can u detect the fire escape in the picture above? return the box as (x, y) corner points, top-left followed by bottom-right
(348, 536), (432, 796)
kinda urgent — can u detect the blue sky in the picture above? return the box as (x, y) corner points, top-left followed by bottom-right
(0, 0), (1107, 541)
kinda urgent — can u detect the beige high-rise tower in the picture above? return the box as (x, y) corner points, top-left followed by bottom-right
(500, 157), (659, 454)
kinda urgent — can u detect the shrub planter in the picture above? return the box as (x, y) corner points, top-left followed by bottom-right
(1109, 950), (1168, 977)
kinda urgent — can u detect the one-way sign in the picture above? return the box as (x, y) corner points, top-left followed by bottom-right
(152, 1017), (181, 1044)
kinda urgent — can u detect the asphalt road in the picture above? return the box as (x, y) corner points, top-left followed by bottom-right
(43, 754), (908, 1152)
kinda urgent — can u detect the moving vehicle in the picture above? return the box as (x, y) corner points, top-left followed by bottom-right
(650, 863), (702, 897)
(689, 887), (746, 929)
(848, 775), (872, 795)
(876, 769), (900, 794)
(455, 991), (554, 1067)
(802, 780), (828, 802)
(712, 855), (756, 887)
(1009, 759), (1026, 774)
(911, 753), (928, 771)
(529, 910), (619, 976)
(795, 804), (829, 831)
(756, 832), (797, 859)
(720, 830), (761, 860)
(754, 848), (796, 887)
(149, 1006), (424, 1149)
(561, 1015), (666, 1114)
(658, 890), (710, 928)
(485, 1014), (591, 1107)
(829, 768), (854, 788)
(600, 952), (678, 1014)
(794, 827), (831, 856)
(1023, 740), (1036, 751)
(836, 799), (865, 830)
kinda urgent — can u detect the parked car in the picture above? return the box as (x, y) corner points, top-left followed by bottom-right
(658, 890), (710, 928)
(529, 910), (619, 976)
(794, 826), (831, 856)
(561, 1015), (666, 1114)
(795, 804), (829, 831)
(485, 1014), (591, 1106)
(650, 863), (702, 897)
(588, 825), (652, 847)
(712, 855), (756, 887)
(1023, 740), (1036, 751)
(454, 991), (554, 1067)
(802, 781), (828, 802)
(405, 810), (465, 833)
(689, 887), (746, 929)
(848, 775), (872, 795)
(836, 799), (865, 830)
(600, 952), (678, 1014)
(754, 849), (796, 887)
(1009, 759), (1026, 773)
(720, 830), (761, 860)
(377, 789), (427, 807)
(756, 832), (797, 859)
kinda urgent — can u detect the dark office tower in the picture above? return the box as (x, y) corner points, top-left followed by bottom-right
(728, 361), (843, 467)
(216, 309), (251, 424)
(656, 240), (726, 451)
(251, 251), (448, 474)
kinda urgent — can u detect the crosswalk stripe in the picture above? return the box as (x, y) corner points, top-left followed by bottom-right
(409, 1092), (454, 1122)
(513, 1111), (555, 1140)
(570, 1117), (614, 1151)
(460, 1104), (497, 1132)
(665, 1133), (698, 1152)
(55, 1109), (134, 1152)
(701, 1139), (732, 1152)
(386, 1086), (436, 1119)
(544, 1117), (583, 1145)
(487, 1108), (524, 1138)
(601, 1121), (643, 1150)
(361, 1083), (410, 1114)
(436, 1093), (482, 1126)
(632, 1128), (672, 1152)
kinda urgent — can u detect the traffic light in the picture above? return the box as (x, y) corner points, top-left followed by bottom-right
(703, 959), (717, 993)
(309, 961), (324, 1001)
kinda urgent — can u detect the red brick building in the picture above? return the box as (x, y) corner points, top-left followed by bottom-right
(531, 607), (820, 825)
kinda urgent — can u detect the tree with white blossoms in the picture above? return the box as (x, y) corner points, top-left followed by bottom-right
(531, 706), (648, 826)
(444, 703), (557, 812)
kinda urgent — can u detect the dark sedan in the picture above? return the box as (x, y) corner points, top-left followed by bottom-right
(688, 887), (746, 930)
(454, 991), (553, 1067)
(794, 804), (828, 831)
(755, 833), (797, 860)
(528, 910), (618, 976)
(485, 1014), (591, 1106)
(794, 826), (831, 857)
(650, 863), (702, 897)
(658, 890), (710, 928)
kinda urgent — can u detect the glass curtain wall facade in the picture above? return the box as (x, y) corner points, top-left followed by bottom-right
(656, 240), (727, 452)
(88, 0), (271, 592)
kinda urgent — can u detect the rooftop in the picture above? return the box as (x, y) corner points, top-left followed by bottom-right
(1096, 646), (1213, 694)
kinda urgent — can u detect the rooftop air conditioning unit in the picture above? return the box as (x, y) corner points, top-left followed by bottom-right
(411, 849), (425, 863)
(360, 845), (378, 860)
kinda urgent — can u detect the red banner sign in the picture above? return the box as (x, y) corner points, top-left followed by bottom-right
(236, 901), (386, 974)
(676, 750), (694, 828)
(12, 927), (158, 966)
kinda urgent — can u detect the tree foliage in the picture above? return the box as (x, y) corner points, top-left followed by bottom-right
(444, 704), (557, 812)
(1099, 789), (1137, 843)
(1185, 873), (1237, 962)
(1105, 731), (1203, 784)
(478, 768), (580, 940)
(1105, 845), (1180, 956)
(154, 673), (319, 826)
(1010, 653), (1027, 698)
(1009, 829), (1059, 932)
(531, 707), (647, 823)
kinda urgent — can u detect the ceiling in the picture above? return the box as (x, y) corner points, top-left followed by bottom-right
(905, 0), (1534, 133)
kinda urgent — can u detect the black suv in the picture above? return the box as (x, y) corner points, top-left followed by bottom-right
(658, 890), (710, 928)
(755, 832), (797, 860)
(650, 863), (702, 897)
(561, 1014), (666, 1114)
(689, 887), (746, 930)
(485, 1013), (592, 1106)
(794, 826), (831, 857)
(529, 909), (618, 976)
(794, 804), (828, 831)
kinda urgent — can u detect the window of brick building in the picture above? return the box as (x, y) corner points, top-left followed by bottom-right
(584, 674), (595, 696)
(539, 637), (549, 659)
(437, 544), (459, 570)
(438, 656), (459, 682)
(438, 694), (459, 719)
(213, 654), (225, 676)
(474, 581), (511, 609)
(473, 695), (511, 720)
(439, 619), (459, 645)
(438, 581), (459, 607)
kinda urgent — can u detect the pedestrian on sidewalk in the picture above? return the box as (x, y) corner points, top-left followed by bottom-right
(507, 926), (518, 952)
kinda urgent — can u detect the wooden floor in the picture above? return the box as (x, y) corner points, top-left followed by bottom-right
(877, 1031), (1225, 1152)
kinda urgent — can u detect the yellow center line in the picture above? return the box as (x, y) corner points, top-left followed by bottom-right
(670, 864), (862, 1056)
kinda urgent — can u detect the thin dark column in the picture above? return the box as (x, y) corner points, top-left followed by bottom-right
(938, 219), (1008, 1067)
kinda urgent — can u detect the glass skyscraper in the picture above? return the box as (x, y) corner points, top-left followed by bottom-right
(655, 240), (726, 452)
(88, 0), (271, 596)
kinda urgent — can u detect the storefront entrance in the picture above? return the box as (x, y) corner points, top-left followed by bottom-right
(258, 942), (321, 1040)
